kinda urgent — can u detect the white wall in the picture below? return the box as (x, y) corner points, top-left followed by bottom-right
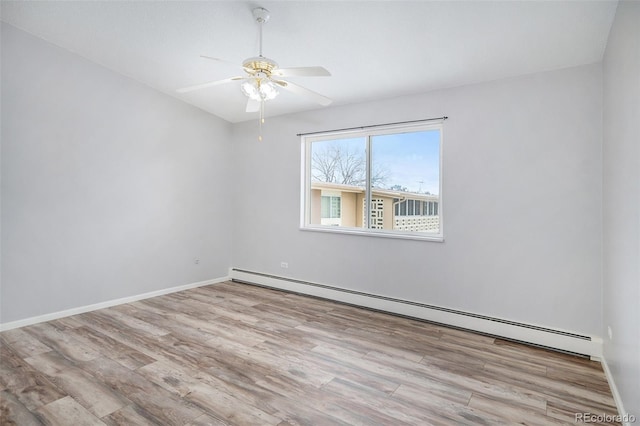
(1, 24), (233, 324)
(232, 64), (603, 336)
(602, 1), (640, 419)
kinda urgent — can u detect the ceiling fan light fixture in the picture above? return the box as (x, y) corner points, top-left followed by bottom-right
(241, 78), (279, 101)
(259, 80), (279, 100)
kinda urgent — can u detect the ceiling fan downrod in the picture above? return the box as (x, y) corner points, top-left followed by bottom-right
(253, 7), (270, 142)
(253, 7), (270, 58)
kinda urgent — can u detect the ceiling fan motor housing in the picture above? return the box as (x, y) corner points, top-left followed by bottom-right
(243, 56), (279, 75)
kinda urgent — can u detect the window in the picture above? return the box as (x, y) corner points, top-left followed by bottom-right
(301, 122), (443, 240)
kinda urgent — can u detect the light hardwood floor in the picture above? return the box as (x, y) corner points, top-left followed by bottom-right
(1, 281), (620, 425)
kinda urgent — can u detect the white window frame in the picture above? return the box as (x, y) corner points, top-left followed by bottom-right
(300, 122), (444, 242)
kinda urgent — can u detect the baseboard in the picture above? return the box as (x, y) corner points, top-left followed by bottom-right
(0, 275), (230, 332)
(230, 269), (603, 358)
(601, 356), (633, 425)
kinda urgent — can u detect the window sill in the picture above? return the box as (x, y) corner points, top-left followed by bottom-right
(300, 225), (444, 242)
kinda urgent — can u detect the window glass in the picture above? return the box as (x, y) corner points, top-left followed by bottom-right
(309, 137), (365, 228)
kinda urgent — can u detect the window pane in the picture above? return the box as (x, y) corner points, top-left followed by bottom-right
(321, 196), (330, 218)
(370, 130), (440, 233)
(310, 137), (366, 228)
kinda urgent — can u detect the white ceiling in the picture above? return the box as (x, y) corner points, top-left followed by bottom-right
(1, 1), (617, 123)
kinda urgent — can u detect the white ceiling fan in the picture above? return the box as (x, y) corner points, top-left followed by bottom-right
(177, 6), (332, 132)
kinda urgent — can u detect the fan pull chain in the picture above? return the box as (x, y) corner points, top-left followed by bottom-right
(258, 100), (264, 141)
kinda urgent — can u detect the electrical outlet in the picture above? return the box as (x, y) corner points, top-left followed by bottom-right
(607, 326), (613, 340)
(280, 262), (289, 269)
(194, 258), (200, 265)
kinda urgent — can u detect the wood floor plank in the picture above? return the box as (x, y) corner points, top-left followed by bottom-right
(136, 359), (282, 425)
(467, 393), (566, 425)
(390, 383), (508, 426)
(484, 361), (618, 409)
(22, 323), (102, 363)
(244, 303), (307, 328)
(546, 365), (613, 392)
(313, 344), (464, 399)
(25, 351), (131, 418)
(192, 315), (268, 348)
(0, 329), (52, 359)
(494, 338), (603, 371)
(36, 396), (106, 426)
(186, 413), (229, 426)
(0, 389), (45, 425)
(281, 292), (343, 315)
(0, 281), (621, 425)
(180, 287), (238, 305)
(212, 283), (298, 307)
(91, 307), (171, 337)
(389, 375), (472, 406)
(71, 311), (167, 363)
(322, 376), (444, 425)
(544, 392), (620, 423)
(111, 302), (221, 343)
(60, 325), (157, 370)
(342, 327), (427, 362)
(307, 343), (402, 395)
(46, 316), (84, 331)
(546, 398), (621, 425)
(296, 323), (392, 357)
(414, 342), (488, 370)
(0, 340), (66, 411)
(100, 404), (163, 426)
(365, 349), (549, 413)
(135, 292), (204, 313)
(205, 337), (336, 390)
(79, 356), (204, 425)
(429, 332), (550, 376)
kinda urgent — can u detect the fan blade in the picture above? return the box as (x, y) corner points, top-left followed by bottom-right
(176, 76), (244, 93)
(246, 99), (261, 113)
(278, 80), (332, 106)
(272, 66), (331, 77)
(201, 55), (253, 74)
(200, 55), (240, 67)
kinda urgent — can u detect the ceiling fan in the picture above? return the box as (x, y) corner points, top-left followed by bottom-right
(177, 6), (332, 136)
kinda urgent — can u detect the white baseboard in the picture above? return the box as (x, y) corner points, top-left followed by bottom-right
(0, 276), (230, 332)
(601, 356), (633, 425)
(231, 269), (603, 358)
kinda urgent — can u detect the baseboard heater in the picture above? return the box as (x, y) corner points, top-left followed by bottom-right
(230, 269), (602, 359)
